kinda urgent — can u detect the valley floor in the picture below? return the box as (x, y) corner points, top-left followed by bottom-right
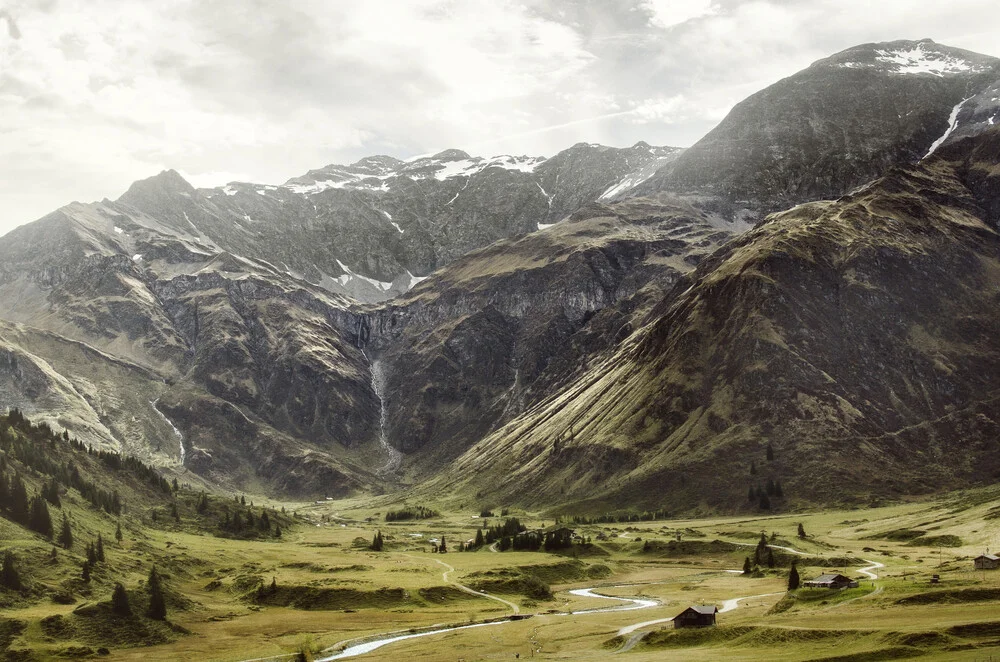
(9, 488), (1000, 661)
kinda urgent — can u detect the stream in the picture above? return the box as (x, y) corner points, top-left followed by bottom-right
(315, 585), (659, 660)
(150, 398), (185, 465)
(362, 350), (402, 476)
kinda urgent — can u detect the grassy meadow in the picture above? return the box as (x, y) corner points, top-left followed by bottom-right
(7, 481), (1000, 660)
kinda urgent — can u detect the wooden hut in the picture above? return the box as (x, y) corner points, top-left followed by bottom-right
(672, 605), (718, 628)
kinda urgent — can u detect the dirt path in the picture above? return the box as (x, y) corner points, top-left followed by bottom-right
(424, 556), (521, 615)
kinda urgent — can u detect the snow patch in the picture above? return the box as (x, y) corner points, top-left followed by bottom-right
(222, 185), (238, 196)
(537, 222), (557, 231)
(924, 97), (970, 158)
(335, 259), (393, 292)
(874, 44), (980, 77)
(113, 226), (124, 234)
(132, 254), (143, 262)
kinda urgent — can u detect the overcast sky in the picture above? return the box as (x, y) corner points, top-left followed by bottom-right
(0, 0), (998, 234)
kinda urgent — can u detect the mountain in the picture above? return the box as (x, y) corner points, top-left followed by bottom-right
(428, 128), (1000, 512)
(357, 198), (735, 475)
(117, 142), (681, 304)
(2, 40), (1000, 510)
(628, 39), (1000, 224)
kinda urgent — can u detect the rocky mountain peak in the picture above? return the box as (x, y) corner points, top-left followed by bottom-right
(818, 38), (999, 77)
(119, 169), (196, 203)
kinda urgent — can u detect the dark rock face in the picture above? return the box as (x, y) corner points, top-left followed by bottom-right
(356, 199), (734, 470)
(633, 40), (1000, 223)
(431, 129), (1000, 512)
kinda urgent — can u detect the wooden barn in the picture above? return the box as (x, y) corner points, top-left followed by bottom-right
(975, 554), (1000, 570)
(672, 605), (718, 628)
(802, 573), (859, 589)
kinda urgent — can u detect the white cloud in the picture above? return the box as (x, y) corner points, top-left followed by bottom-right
(643, 0), (717, 29)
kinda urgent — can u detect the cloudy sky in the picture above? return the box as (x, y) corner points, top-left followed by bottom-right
(0, 0), (998, 233)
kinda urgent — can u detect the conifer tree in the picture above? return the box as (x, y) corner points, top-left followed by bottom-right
(111, 582), (131, 616)
(115, 521), (123, 544)
(766, 443), (774, 461)
(171, 502), (180, 522)
(475, 529), (485, 548)
(81, 562), (91, 583)
(147, 566), (166, 620)
(797, 522), (806, 539)
(60, 513), (73, 550)
(439, 536), (447, 553)
(1, 550), (21, 591)
(788, 563), (800, 590)
(29, 495), (53, 538)
(96, 534), (105, 562)
(742, 556), (752, 575)
(274, 524), (282, 538)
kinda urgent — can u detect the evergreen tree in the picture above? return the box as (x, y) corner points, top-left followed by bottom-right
(270, 576), (277, 594)
(115, 521), (123, 544)
(43, 479), (61, 507)
(171, 502), (180, 522)
(439, 536), (447, 553)
(81, 562), (91, 583)
(50, 546), (58, 562)
(171, 478), (179, 492)
(9, 474), (29, 525)
(766, 548), (775, 568)
(474, 529), (485, 548)
(274, 524), (282, 538)
(29, 495), (53, 538)
(59, 514), (73, 550)
(788, 563), (800, 590)
(774, 480), (784, 498)
(759, 492), (771, 510)
(742, 556), (752, 575)
(197, 493), (209, 514)
(86, 542), (98, 566)
(96, 534), (105, 562)
(111, 582), (131, 616)
(797, 522), (806, 539)
(766, 443), (774, 461)
(755, 533), (769, 565)
(1, 550), (21, 591)
(371, 530), (384, 551)
(766, 478), (776, 496)
(147, 566), (166, 620)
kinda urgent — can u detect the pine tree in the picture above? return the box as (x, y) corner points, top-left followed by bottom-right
(439, 536), (447, 553)
(86, 542), (97, 566)
(115, 521), (123, 544)
(147, 566), (166, 620)
(475, 529), (485, 548)
(96, 534), (105, 563)
(171, 502), (180, 522)
(172, 478), (179, 492)
(766, 548), (775, 568)
(788, 563), (800, 590)
(270, 576), (277, 594)
(9, 474), (29, 525)
(371, 530), (384, 551)
(29, 495), (53, 539)
(59, 514), (73, 550)
(274, 524), (282, 538)
(1, 550), (21, 591)
(759, 492), (771, 510)
(81, 562), (91, 583)
(197, 493), (209, 514)
(742, 556), (752, 575)
(111, 582), (131, 616)
(797, 523), (806, 539)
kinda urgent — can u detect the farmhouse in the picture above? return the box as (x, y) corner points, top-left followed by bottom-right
(802, 573), (859, 589)
(672, 605), (718, 628)
(975, 554), (1000, 570)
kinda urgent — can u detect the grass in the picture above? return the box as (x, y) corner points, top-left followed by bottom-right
(6, 485), (1000, 660)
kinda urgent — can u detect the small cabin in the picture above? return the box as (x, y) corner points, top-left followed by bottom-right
(672, 605), (718, 628)
(802, 573), (858, 589)
(975, 554), (1000, 570)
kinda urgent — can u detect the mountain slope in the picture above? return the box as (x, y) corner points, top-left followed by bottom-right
(429, 128), (1000, 513)
(629, 39), (1000, 223)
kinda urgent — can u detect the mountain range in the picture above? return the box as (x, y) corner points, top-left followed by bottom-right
(2, 38), (1000, 512)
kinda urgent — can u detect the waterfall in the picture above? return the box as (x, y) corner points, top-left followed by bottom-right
(151, 398), (185, 466)
(363, 350), (402, 476)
